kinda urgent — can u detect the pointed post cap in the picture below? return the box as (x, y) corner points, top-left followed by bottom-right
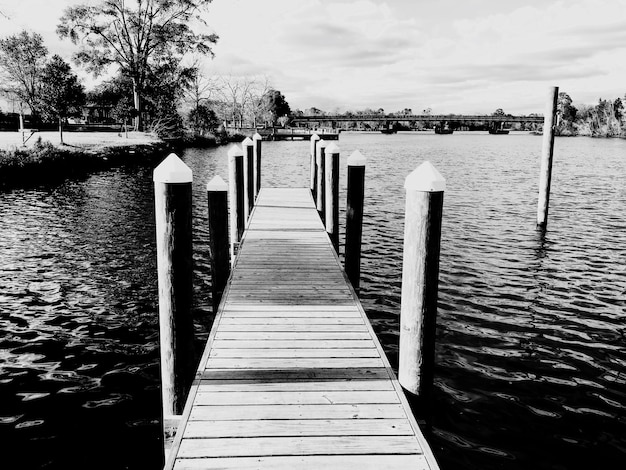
(325, 142), (340, 155)
(318, 139), (327, 148)
(153, 153), (192, 183)
(253, 132), (262, 141)
(404, 161), (445, 192)
(310, 133), (320, 141)
(207, 175), (228, 192)
(347, 150), (366, 167)
(227, 144), (243, 158)
(242, 136), (253, 146)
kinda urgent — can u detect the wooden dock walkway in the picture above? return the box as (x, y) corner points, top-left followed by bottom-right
(165, 187), (439, 470)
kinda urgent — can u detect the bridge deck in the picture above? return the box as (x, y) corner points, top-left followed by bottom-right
(166, 188), (439, 470)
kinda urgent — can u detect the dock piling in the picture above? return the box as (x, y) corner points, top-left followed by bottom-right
(345, 150), (366, 292)
(399, 161), (445, 403)
(316, 139), (327, 223)
(153, 153), (196, 419)
(324, 143), (340, 251)
(310, 133), (320, 200)
(253, 132), (262, 199)
(207, 175), (230, 314)
(242, 137), (255, 220)
(228, 144), (245, 260)
(537, 86), (559, 229)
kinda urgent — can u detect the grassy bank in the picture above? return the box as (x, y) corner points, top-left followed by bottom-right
(0, 133), (172, 188)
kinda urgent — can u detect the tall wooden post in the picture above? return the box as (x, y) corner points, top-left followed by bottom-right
(207, 175), (230, 314)
(345, 150), (366, 292)
(324, 142), (340, 251)
(310, 133), (320, 200)
(399, 161), (445, 405)
(253, 132), (262, 199)
(153, 153), (195, 420)
(242, 137), (255, 221)
(537, 86), (559, 229)
(316, 139), (327, 223)
(228, 144), (245, 261)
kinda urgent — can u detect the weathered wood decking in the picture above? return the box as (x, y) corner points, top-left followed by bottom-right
(165, 187), (439, 470)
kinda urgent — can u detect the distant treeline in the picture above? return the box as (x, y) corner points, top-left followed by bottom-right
(556, 92), (624, 137)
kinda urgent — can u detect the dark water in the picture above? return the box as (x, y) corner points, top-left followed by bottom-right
(1, 132), (625, 469)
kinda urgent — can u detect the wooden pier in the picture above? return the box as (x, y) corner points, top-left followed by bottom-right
(164, 187), (439, 470)
(258, 128), (339, 141)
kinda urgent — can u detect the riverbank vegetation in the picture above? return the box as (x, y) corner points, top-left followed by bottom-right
(556, 92), (625, 137)
(0, 137), (170, 188)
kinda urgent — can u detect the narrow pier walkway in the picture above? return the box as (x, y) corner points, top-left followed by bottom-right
(166, 188), (439, 470)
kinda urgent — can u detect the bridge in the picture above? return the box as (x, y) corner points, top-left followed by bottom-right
(292, 113), (544, 124)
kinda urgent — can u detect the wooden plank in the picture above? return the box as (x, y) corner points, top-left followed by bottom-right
(178, 436), (421, 458)
(222, 305), (359, 312)
(214, 332), (373, 340)
(174, 454), (430, 470)
(199, 368), (391, 381)
(216, 324), (368, 332)
(223, 299), (357, 305)
(196, 380), (395, 392)
(193, 390), (401, 406)
(209, 348), (379, 358)
(218, 318), (363, 325)
(184, 418), (413, 438)
(220, 311), (362, 318)
(204, 358), (386, 369)
(212, 339), (377, 348)
(189, 404), (407, 421)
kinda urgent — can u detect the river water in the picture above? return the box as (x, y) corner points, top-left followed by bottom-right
(0, 132), (624, 469)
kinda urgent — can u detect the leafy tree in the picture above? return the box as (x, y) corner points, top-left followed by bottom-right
(57, 0), (218, 131)
(188, 103), (218, 135)
(613, 97), (623, 120)
(262, 89), (291, 126)
(142, 58), (196, 138)
(556, 92), (577, 135)
(39, 55), (86, 144)
(87, 74), (134, 125)
(0, 31), (48, 116)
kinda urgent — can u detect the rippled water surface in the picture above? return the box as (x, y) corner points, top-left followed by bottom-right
(1, 132), (625, 469)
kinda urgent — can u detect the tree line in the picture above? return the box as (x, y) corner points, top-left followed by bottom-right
(557, 92), (626, 137)
(0, 0), (291, 144)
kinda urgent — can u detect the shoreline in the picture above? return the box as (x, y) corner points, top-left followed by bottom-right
(0, 131), (173, 189)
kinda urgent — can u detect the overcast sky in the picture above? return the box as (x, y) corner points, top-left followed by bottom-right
(1, 0), (625, 114)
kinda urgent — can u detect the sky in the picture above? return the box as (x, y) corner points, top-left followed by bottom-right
(1, 0), (625, 114)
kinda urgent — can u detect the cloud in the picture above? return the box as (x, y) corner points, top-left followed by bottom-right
(197, 0), (626, 113)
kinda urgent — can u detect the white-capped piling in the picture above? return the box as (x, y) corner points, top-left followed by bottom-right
(345, 150), (366, 292)
(207, 175), (230, 314)
(228, 144), (245, 260)
(537, 86), (559, 229)
(242, 137), (255, 220)
(316, 139), (327, 223)
(253, 132), (262, 199)
(399, 161), (445, 402)
(324, 142), (340, 251)
(153, 153), (195, 419)
(310, 133), (320, 200)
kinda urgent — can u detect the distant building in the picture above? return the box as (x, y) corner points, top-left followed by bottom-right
(82, 103), (116, 124)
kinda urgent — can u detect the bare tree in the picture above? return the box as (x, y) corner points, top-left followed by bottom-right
(184, 59), (219, 111)
(216, 74), (259, 128)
